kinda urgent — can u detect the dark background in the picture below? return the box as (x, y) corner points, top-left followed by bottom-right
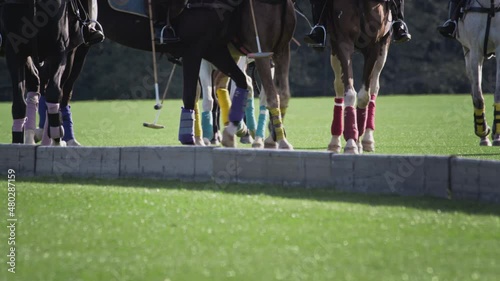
(0, 1), (496, 101)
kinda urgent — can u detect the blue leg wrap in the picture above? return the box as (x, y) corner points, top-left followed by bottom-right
(229, 87), (248, 124)
(178, 107), (195, 145)
(38, 95), (47, 128)
(61, 105), (74, 141)
(245, 95), (256, 132)
(256, 105), (268, 138)
(201, 111), (213, 141)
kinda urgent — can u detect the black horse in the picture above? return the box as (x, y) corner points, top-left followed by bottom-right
(95, 0), (249, 144)
(1, 0), (74, 144)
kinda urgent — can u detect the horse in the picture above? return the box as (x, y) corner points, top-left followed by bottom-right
(325, 0), (392, 154)
(456, 0), (500, 146)
(1, 0), (76, 145)
(96, 0), (257, 144)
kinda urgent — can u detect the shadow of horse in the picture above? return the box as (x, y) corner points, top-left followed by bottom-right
(456, 0), (500, 146)
(325, 0), (392, 154)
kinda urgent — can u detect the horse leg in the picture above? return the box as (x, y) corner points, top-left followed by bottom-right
(199, 60), (214, 144)
(179, 52), (203, 145)
(271, 44), (293, 150)
(205, 47), (249, 148)
(329, 48), (357, 154)
(359, 40), (389, 152)
(238, 57), (256, 144)
(194, 84), (205, 146)
(60, 46), (89, 146)
(44, 52), (67, 146)
(25, 58), (41, 145)
(6, 54), (27, 144)
(493, 50), (500, 146)
(252, 65), (271, 149)
(465, 50), (491, 146)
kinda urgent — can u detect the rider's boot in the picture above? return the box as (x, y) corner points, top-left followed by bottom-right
(438, 0), (460, 38)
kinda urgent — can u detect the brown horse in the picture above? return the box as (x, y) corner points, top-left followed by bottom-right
(220, 0), (296, 149)
(326, 0), (392, 154)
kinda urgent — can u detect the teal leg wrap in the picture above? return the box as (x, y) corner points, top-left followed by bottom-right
(256, 105), (268, 138)
(245, 96), (256, 132)
(201, 111), (213, 141)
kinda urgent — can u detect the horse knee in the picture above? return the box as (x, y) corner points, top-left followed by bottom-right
(344, 89), (357, 107)
(357, 88), (370, 108)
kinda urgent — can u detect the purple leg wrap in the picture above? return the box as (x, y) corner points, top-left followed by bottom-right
(178, 107), (195, 145)
(39, 95), (47, 128)
(229, 87), (248, 124)
(61, 105), (74, 141)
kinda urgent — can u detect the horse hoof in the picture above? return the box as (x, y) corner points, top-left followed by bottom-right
(203, 137), (211, 146)
(361, 140), (375, 152)
(264, 136), (278, 149)
(194, 136), (206, 146)
(66, 139), (81, 147)
(240, 134), (254, 144)
(493, 136), (500, 146)
(34, 128), (43, 143)
(479, 137), (492, 146)
(52, 140), (66, 147)
(221, 128), (236, 148)
(278, 139), (293, 150)
(327, 144), (341, 153)
(24, 129), (36, 145)
(252, 137), (264, 149)
(344, 139), (359, 154)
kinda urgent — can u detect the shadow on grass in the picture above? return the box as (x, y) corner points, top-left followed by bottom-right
(21, 177), (500, 217)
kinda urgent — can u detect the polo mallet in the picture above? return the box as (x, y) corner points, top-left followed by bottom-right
(247, 0), (273, 58)
(143, 64), (177, 129)
(146, 0), (161, 110)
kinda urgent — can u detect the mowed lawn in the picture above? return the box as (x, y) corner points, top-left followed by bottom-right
(0, 95), (499, 159)
(0, 178), (499, 281)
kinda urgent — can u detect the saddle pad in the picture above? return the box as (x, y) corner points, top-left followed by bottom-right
(108, 0), (148, 18)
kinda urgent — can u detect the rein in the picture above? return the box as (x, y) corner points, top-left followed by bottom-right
(466, 0), (500, 58)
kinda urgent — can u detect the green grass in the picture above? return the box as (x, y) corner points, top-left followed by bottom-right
(1, 178), (499, 281)
(0, 95), (499, 159)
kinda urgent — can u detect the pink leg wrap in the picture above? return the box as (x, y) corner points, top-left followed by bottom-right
(331, 98), (344, 136)
(46, 102), (59, 114)
(25, 92), (39, 130)
(343, 106), (358, 141)
(366, 94), (377, 130)
(12, 118), (26, 132)
(357, 107), (367, 137)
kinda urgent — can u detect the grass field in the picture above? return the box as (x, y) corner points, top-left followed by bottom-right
(1, 95), (499, 159)
(1, 178), (499, 281)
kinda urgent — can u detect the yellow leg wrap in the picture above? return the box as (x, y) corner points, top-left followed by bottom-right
(280, 107), (287, 120)
(474, 107), (488, 137)
(269, 107), (285, 141)
(217, 89), (231, 126)
(194, 101), (202, 138)
(494, 103), (500, 134)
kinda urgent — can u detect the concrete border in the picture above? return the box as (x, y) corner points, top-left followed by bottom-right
(0, 144), (498, 203)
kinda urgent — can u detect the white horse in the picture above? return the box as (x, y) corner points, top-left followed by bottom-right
(457, 0), (500, 145)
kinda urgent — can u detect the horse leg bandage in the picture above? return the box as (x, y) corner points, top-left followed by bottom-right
(216, 89), (231, 126)
(268, 107), (285, 141)
(344, 106), (359, 141)
(229, 87), (248, 124)
(493, 103), (500, 135)
(474, 107), (490, 137)
(46, 103), (64, 139)
(194, 102), (202, 139)
(38, 95), (47, 128)
(256, 105), (268, 139)
(331, 98), (344, 136)
(25, 92), (39, 131)
(245, 95), (256, 135)
(61, 105), (74, 141)
(366, 94), (377, 131)
(202, 111), (214, 141)
(12, 118), (26, 143)
(178, 108), (195, 145)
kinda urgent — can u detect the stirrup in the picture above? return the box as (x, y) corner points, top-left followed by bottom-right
(81, 20), (105, 45)
(0, 33), (2, 48)
(307, 24), (327, 48)
(160, 25), (180, 44)
(438, 20), (457, 38)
